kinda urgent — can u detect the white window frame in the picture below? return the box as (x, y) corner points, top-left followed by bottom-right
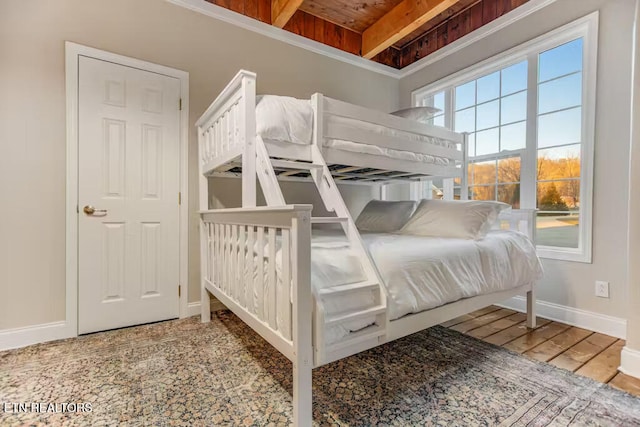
(411, 12), (598, 263)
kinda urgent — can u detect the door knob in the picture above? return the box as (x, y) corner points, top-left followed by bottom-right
(83, 205), (107, 215)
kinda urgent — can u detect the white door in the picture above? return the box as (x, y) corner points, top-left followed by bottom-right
(78, 56), (181, 334)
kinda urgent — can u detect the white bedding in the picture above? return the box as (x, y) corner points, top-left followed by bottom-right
(325, 115), (456, 150)
(254, 95), (457, 165)
(255, 95), (313, 145)
(360, 230), (543, 320)
(254, 229), (543, 344)
(324, 139), (451, 166)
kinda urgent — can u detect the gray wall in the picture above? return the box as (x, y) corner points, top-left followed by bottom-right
(626, 0), (640, 352)
(0, 0), (397, 329)
(209, 178), (377, 218)
(399, 0), (635, 318)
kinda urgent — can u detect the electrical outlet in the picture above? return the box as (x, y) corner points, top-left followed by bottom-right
(595, 281), (610, 298)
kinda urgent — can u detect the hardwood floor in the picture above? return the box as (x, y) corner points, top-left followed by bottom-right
(443, 306), (640, 397)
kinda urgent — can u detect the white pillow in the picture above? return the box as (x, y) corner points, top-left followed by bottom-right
(391, 106), (441, 123)
(255, 95), (313, 145)
(400, 199), (510, 240)
(356, 200), (417, 233)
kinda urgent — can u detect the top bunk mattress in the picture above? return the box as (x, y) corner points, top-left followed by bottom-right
(255, 95), (458, 164)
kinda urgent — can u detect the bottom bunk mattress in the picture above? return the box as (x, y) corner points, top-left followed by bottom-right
(259, 229), (543, 344)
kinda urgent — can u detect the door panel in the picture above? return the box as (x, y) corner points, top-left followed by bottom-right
(78, 56), (180, 334)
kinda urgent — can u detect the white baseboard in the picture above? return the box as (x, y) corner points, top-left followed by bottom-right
(186, 299), (227, 318)
(0, 321), (74, 352)
(498, 296), (627, 339)
(187, 302), (201, 317)
(2, 300), (227, 351)
(620, 346), (640, 379)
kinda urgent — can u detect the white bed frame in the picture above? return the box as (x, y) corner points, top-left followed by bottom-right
(197, 70), (537, 426)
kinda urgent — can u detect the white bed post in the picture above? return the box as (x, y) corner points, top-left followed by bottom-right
(292, 208), (313, 427)
(437, 132), (467, 201)
(241, 73), (257, 207)
(525, 208), (537, 329)
(311, 93), (323, 149)
(442, 179), (454, 200)
(460, 132), (469, 200)
(526, 287), (537, 329)
(198, 125), (211, 323)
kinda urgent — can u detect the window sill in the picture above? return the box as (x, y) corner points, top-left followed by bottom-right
(537, 246), (592, 263)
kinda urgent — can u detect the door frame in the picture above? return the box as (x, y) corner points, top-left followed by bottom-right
(65, 42), (190, 336)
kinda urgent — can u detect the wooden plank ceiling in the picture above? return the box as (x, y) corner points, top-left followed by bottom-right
(207, 0), (530, 69)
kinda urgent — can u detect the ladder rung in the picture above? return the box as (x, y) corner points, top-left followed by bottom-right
(326, 324), (386, 352)
(311, 217), (349, 224)
(271, 159), (323, 170)
(325, 305), (386, 327)
(317, 281), (379, 297)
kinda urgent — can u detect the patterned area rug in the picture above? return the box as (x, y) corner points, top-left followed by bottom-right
(2, 311), (640, 426)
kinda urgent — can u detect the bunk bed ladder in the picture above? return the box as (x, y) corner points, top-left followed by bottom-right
(255, 135), (286, 205)
(252, 132), (387, 365)
(308, 143), (387, 365)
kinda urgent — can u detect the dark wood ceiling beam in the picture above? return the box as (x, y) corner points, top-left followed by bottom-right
(362, 0), (460, 59)
(372, 47), (402, 69)
(398, 0), (530, 67)
(282, 10), (363, 56)
(272, 0), (305, 28)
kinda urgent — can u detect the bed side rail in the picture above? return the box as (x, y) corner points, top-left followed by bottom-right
(494, 208), (537, 243)
(199, 205), (312, 363)
(315, 94), (465, 163)
(196, 70), (257, 175)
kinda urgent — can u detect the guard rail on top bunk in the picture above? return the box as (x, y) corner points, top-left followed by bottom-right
(195, 70), (468, 193)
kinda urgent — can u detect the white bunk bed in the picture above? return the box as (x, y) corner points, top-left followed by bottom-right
(197, 70), (540, 426)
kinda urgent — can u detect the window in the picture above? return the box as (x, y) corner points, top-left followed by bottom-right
(412, 14), (598, 262)
(469, 155), (521, 207)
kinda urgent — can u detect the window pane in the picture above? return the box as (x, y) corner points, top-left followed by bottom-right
(538, 144), (581, 180)
(477, 100), (499, 131)
(498, 157), (521, 183)
(455, 107), (475, 133)
(476, 128), (500, 156)
(501, 61), (527, 96)
(539, 38), (583, 82)
(501, 91), (527, 125)
(471, 185), (496, 201)
(472, 161), (496, 185)
(432, 114), (445, 127)
(433, 91), (445, 111)
(477, 72), (500, 103)
(498, 184), (520, 208)
(536, 209), (580, 249)
(539, 72), (582, 114)
(538, 107), (582, 148)
(537, 178), (581, 248)
(537, 180), (580, 211)
(500, 122), (526, 151)
(456, 81), (476, 110)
